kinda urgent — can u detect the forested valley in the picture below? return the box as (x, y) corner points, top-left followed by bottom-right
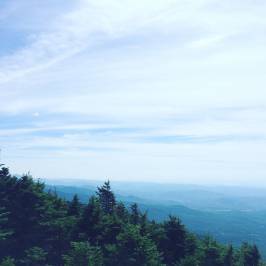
(0, 165), (263, 266)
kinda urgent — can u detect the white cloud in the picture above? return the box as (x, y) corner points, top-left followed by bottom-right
(1, 0), (266, 184)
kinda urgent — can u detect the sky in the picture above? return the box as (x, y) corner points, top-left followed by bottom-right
(0, 0), (266, 185)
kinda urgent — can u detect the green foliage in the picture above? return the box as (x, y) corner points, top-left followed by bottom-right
(0, 257), (15, 266)
(115, 201), (129, 222)
(20, 247), (47, 266)
(105, 224), (163, 266)
(177, 256), (199, 266)
(0, 165), (264, 266)
(238, 243), (260, 266)
(199, 237), (224, 266)
(63, 242), (103, 266)
(68, 194), (81, 216)
(160, 216), (188, 265)
(223, 244), (234, 266)
(0, 208), (12, 241)
(78, 196), (102, 244)
(130, 203), (141, 225)
(97, 181), (116, 214)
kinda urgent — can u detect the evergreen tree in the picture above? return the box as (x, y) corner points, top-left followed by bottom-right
(130, 203), (140, 225)
(240, 243), (260, 266)
(20, 247), (47, 266)
(63, 242), (103, 266)
(0, 172), (48, 258)
(250, 245), (261, 266)
(78, 196), (102, 244)
(96, 181), (116, 214)
(202, 246), (223, 266)
(0, 208), (11, 241)
(100, 214), (122, 245)
(223, 244), (234, 266)
(178, 256), (200, 266)
(0, 257), (15, 266)
(185, 233), (197, 257)
(200, 237), (223, 266)
(68, 194), (81, 216)
(105, 224), (163, 266)
(139, 212), (149, 235)
(161, 216), (187, 265)
(115, 202), (129, 222)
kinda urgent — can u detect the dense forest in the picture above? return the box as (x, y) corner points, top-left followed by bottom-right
(0, 165), (263, 266)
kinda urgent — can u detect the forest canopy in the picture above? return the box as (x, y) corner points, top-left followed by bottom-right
(0, 165), (263, 266)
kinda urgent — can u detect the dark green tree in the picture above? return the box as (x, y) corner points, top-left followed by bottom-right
(78, 196), (102, 244)
(178, 256), (200, 266)
(0, 208), (12, 241)
(68, 194), (81, 216)
(115, 201), (129, 222)
(161, 216), (187, 265)
(240, 243), (260, 266)
(130, 203), (140, 225)
(100, 214), (122, 245)
(200, 237), (223, 266)
(223, 244), (234, 266)
(20, 247), (47, 266)
(0, 171), (48, 258)
(97, 181), (116, 214)
(63, 242), (103, 266)
(0, 257), (15, 266)
(105, 224), (163, 266)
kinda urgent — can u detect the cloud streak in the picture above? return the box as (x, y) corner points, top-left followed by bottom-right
(0, 0), (266, 184)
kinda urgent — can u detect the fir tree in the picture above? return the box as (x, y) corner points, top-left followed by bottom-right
(201, 237), (223, 266)
(240, 243), (261, 266)
(130, 203), (140, 225)
(161, 216), (187, 265)
(68, 194), (81, 216)
(78, 196), (102, 244)
(0, 208), (11, 241)
(223, 244), (234, 266)
(0, 257), (15, 266)
(63, 242), (103, 266)
(96, 181), (116, 214)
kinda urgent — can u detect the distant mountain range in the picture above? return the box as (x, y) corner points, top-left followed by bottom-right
(45, 180), (266, 257)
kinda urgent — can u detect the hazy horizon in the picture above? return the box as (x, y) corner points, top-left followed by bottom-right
(1, 0), (266, 185)
(42, 176), (266, 189)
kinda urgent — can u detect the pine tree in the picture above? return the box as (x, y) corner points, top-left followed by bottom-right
(224, 244), (234, 266)
(115, 202), (129, 222)
(200, 237), (223, 266)
(96, 181), (116, 214)
(240, 243), (261, 266)
(251, 245), (261, 266)
(130, 203), (140, 225)
(78, 196), (102, 244)
(0, 208), (11, 241)
(161, 216), (187, 265)
(0, 172), (48, 258)
(20, 247), (48, 266)
(106, 224), (163, 266)
(100, 214), (122, 245)
(202, 246), (223, 266)
(68, 194), (81, 216)
(63, 242), (103, 266)
(0, 257), (15, 266)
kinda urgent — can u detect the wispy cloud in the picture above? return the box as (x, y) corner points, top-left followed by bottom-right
(0, 0), (266, 184)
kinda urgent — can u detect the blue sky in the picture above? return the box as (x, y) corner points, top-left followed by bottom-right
(0, 0), (266, 185)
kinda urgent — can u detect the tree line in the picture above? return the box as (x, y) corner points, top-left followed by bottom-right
(0, 165), (263, 265)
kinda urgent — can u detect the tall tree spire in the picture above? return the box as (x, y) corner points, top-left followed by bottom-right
(96, 180), (116, 214)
